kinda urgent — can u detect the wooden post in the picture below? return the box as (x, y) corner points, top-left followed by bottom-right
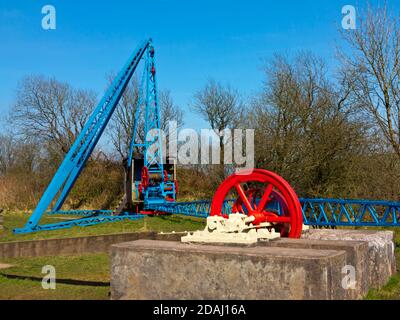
(173, 158), (177, 181)
(125, 164), (133, 210)
(0, 209), (3, 231)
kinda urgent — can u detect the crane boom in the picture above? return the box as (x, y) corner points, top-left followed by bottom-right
(14, 39), (152, 234)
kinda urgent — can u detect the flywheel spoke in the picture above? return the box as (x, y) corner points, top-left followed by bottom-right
(257, 184), (274, 212)
(234, 183), (254, 214)
(264, 215), (291, 223)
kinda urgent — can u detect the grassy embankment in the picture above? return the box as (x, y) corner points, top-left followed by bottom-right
(0, 210), (205, 242)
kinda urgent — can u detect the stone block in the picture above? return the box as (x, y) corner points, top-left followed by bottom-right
(111, 240), (349, 300)
(302, 229), (396, 288)
(262, 238), (369, 299)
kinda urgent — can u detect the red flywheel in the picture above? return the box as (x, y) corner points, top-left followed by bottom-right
(210, 169), (303, 238)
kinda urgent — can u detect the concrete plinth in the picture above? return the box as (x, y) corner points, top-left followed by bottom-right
(110, 229), (396, 300)
(111, 240), (349, 300)
(262, 238), (369, 299)
(302, 229), (396, 288)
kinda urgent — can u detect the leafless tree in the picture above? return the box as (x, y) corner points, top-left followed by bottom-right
(249, 52), (369, 197)
(339, 4), (400, 160)
(0, 134), (15, 175)
(160, 89), (184, 133)
(193, 80), (243, 145)
(192, 79), (245, 182)
(108, 76), (142, 161)
(0, 133), (41, 176)
(9, 75), (96, 156)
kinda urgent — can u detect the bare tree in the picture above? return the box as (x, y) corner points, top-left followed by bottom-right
(10, 75), (96, 156)
(192, 79), (244, 182)
(249, 52), (369, 196)
(108, 76), (142, 161)
(339, 4), (400, 160)
(160, 89), (184, 133)
(193, 79), (244, 147)
(0, 134), (15, 175)
(0, 133), (41, 176)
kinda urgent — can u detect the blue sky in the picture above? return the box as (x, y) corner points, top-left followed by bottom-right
(0, 0), (397, 131)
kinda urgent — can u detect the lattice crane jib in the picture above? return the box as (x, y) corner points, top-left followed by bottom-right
(142, 44), (167, 203)
(14, 40), (153, 234)
(128, 43), (176, 206)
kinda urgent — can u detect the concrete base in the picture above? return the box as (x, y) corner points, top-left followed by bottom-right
(302, 229), (396, 289)
(110, 230), (396, 300)
(0, 231), (185, 259)
(262, 238), (369, 299)
(111, 240), (347, 300)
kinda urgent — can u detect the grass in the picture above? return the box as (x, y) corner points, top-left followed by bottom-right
(0, 253), (110, 300)
(0, 210), (206, 242)
(366, 272), (400, 300)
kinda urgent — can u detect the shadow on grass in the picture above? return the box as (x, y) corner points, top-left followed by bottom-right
(0, 273), (110, 287)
